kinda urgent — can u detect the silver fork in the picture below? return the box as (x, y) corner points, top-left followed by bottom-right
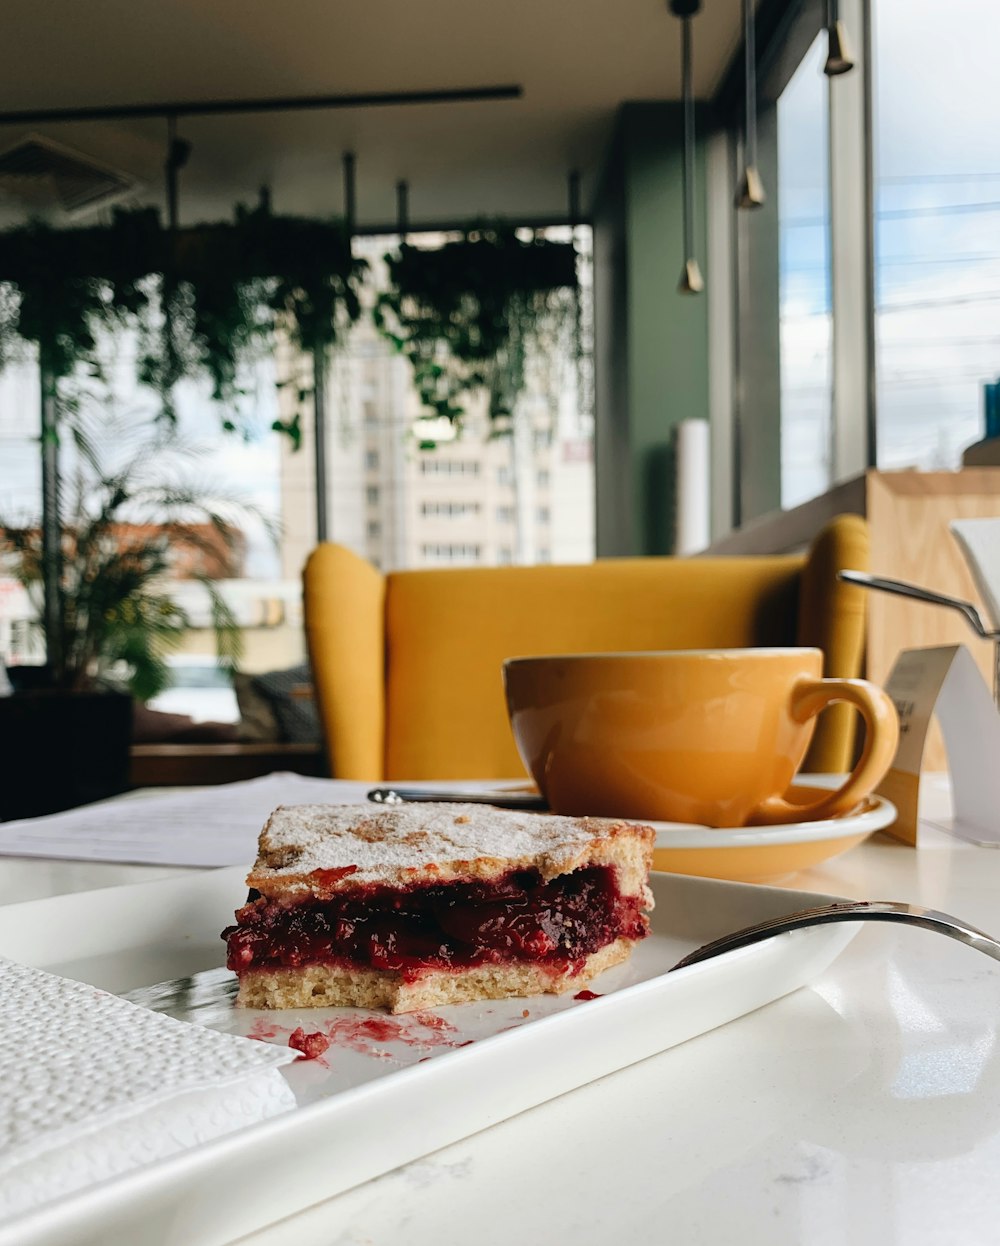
(670, 900), (1000, 971)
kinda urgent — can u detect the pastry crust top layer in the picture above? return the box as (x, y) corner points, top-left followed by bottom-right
(246, 802), (654, 900)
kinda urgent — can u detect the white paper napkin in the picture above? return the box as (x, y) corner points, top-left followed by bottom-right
(0, 957), (297, 1220)
(951, 517), (1000, 631)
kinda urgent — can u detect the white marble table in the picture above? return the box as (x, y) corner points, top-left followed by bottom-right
(5, 777), (1000, 1246)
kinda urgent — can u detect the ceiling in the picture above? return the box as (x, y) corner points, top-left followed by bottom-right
(0, 0), (748, 230)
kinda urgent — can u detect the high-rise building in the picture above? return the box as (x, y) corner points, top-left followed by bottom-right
(279, 235), (594, 579)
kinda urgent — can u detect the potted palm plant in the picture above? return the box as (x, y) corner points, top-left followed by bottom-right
(0, 416), (265, 820)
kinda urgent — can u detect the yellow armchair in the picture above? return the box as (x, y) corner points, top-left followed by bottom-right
(304, 514), (870, 782)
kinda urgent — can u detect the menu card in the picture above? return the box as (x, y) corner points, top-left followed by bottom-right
(879, 645), (1000, 846)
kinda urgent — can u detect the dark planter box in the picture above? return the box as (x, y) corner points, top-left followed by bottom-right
(0, 689), (133, 821)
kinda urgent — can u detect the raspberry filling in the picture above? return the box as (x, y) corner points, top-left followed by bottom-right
(224, 866), (647, 980)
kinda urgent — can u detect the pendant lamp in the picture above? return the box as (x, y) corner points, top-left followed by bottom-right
(735, 0), (766, 209)
(824, 0), (855, 76)
(670, 0), (704, 293)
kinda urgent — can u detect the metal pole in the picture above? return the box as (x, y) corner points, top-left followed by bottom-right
(861, 0), (878, 468)
(568, 170), (581, 226)
(166, 116), (179, 233)
(313, 347), (328, 544)
(342, 153), (356, 236)
(165, 115), (191, 234)
(39, 361), (63, 683)
(0, 84), (523, 127)
(396, 179), (409, 239)
(315, 152), (357, 546)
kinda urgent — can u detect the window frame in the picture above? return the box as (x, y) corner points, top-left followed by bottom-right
(707, 0), (876, 531)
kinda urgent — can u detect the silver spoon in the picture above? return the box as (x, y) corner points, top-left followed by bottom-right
(670, 899), (1000, 971)
(839, 568), (1000, 707)
(368, 786), (548, 812)
(838, 569), (1000, 640)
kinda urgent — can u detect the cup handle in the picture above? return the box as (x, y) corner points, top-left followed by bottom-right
(749, 678), (900, 826)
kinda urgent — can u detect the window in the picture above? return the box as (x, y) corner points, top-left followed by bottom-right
(366, 486), (379, 506)
(420, 543), (482, 563)
(0, 362), (41, 521)
(537, 469), (550, 489)
(419, 458), (480, 477)
(778, 34), (833, 508)
(497, 465), (512, 486)
(367, 520), (381, 538)
(874, 0), (1000, 469)
(498, 546), (513, 564)
(365, 450), (379, 471)
(0, 330), (300, 692)
(496, 505), (516, 523)
(536, 506), (550, 525)
(420, 500), (481, 518)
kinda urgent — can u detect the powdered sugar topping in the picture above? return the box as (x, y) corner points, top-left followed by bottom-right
(249, 802), (646, 893)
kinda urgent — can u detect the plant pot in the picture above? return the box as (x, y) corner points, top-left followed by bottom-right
(0, 689), (134, 821)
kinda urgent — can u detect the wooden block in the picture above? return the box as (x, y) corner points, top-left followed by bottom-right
(866, 468), (1000, 769)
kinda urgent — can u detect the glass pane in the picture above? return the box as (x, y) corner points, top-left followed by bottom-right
(778, 34), (833, 508)
(0, 359), (40, 518)
(319, 228), (594, 572)
(0, 223), (595, 722)
(0, 358), (41, 669)
(0, 319), (292, 718)
(874, 0), (1000, 467)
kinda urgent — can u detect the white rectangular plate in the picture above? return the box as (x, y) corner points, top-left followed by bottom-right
(0, 868), (856, 1246)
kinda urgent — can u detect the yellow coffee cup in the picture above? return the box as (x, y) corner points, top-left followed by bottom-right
(503, 648), (899, 828)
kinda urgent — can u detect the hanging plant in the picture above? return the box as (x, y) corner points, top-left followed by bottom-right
(0, 199), (365, 442)
(0, 208), (162, 380)
(161, 199), (364, 419)
(374, 225), (578, 429)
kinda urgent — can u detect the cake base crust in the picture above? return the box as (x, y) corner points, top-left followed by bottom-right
(236, 937), (636, 1014)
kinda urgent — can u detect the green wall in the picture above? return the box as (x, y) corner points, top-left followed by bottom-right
(592, 102), (710, 557)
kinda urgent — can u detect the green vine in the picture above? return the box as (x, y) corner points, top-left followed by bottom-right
(374, 226), (578, 429)
(0, 199), (365, 442)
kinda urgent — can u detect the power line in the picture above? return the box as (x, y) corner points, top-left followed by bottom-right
(784, 289), (1000, 317)
(783, 199), (1000, 228)
(784, 255), (1000, 274)
(878, 172), (1000, 184)
(879, 290), (1000, 313)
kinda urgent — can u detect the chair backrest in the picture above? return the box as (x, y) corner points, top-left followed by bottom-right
(304, 514), (870, 782)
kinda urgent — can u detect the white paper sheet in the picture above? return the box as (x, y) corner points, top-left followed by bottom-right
(0, 773), (378, 868)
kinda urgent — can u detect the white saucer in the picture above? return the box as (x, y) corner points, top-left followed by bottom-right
(648, 792), (897, 849)
(642, 777), (897, 882)
(484, 776), (897, 882)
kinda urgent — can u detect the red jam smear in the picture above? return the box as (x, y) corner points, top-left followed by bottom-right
(287, 1028), (332, 1059)
(310, 866), (358, 889)
(223, 866), (646, 980)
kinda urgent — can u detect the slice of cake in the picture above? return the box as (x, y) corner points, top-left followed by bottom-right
(223, 802), (654, 1014)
